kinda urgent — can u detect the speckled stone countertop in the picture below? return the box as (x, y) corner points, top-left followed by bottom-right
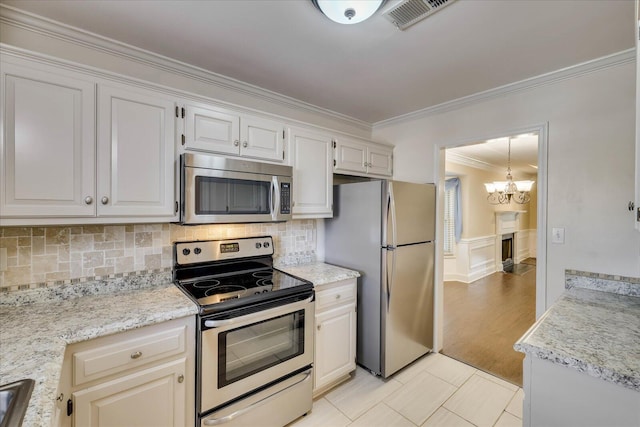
(275, 261), (360, 286)
(0, 273), (198, 427)
(515, 271), (640, 392)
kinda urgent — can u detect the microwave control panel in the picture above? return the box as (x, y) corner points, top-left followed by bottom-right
(280, 182), (291, 214)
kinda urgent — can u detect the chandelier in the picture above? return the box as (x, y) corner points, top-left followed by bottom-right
(484, 138), (534, 205)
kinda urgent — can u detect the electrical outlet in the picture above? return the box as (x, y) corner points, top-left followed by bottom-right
(0, 248), (7, 272)
(552, 227), (565, 244)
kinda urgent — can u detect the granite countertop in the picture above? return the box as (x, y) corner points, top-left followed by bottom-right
(0, 273), (198, 427)
(275, 261), (360, 286)
(514, 272), (640, 392)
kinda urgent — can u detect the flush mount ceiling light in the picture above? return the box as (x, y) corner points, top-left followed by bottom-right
(312, 0), (387, 24)
(484, 138), (534, 205)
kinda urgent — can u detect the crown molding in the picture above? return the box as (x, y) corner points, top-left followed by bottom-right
(374, 48), (635, 129)
(446, 152), (497, 172)
(0, 4), (372, 133)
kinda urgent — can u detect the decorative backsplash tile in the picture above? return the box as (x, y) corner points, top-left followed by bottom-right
(0, 220), (317, 291)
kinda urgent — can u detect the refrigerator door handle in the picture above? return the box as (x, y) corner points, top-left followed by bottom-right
(386, 247), (396, 312)
(387, 182), (397, 248)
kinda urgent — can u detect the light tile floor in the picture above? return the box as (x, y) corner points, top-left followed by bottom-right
(291, 352), (523, 427)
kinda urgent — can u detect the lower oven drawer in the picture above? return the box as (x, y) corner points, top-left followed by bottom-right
(200, 368), (312, 427)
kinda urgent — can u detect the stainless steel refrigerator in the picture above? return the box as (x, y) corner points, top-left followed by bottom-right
(324, 180), (435, 378)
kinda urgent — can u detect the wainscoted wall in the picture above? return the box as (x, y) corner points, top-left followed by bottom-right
(444, 230), (535, 283)
(0, 220), (317, 291)
(444, 235), (497, 283)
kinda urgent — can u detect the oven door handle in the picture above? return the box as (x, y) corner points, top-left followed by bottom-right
(202, 369), (312, 425)
(203, 296), (313, 328)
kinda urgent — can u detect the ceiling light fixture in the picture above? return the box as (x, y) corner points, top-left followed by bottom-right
(484, 137), (534, 205)
(312, 0), (387, 24)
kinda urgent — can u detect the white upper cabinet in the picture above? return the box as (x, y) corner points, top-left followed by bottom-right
(184, 104), (240, 155)
(1, 59), (96, 218)
(288, 127), (333, 218)
(0, 55), (179, 225)
(97, 83), (176, 218)
(241, 115), (285, 162)
(334, 137), (393, 177)
(182, 103), (285, 162)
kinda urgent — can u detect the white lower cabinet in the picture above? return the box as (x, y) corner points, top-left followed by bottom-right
(73, 359), (187, 427)
(313, 278), (357, 395)
(522, 356), (640, 427)
(55, 317), (195, 427)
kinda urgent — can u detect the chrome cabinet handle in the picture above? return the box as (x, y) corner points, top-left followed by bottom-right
(242, 141), (248, 148)
(317, 324), (322, 330)
(335, 294), (341, 300)
(177, 374), (184, 384)
(130, 351), (142, 359)
(84, 196), (93, 205)
(233, 140), (240, 147)
(101, 196), (109, 205)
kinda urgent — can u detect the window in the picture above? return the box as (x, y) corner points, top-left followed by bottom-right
(444, 184), (456, 255)
(444, 177), (461, 255)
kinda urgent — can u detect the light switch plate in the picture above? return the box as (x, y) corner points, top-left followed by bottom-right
(552, 227), (565, 244)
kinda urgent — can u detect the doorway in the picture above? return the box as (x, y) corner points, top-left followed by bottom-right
(439, 131), (542, 386)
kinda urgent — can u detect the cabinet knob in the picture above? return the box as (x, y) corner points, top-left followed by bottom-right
(178, 374), (184, 384)
(243, 141), (248, 148)
(84, 196), (93, 205)
(101, 196), (109, 205)
(317, 324), (321, 331)
(336, 294), (341, 300)
(130, 351), (142, 359)
(234, 140), (240, 146)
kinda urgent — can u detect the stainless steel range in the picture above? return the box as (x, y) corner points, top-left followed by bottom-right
(173, 236), (314, 427)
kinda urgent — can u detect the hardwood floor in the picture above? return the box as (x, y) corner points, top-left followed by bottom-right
(442, 260), (536, 386)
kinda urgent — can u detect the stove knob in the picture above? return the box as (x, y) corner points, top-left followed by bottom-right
(263, 241), (270, 248)
(182, 248), (191, 256)
(255, 242), (262, 249)
(194, 247), (202, 255)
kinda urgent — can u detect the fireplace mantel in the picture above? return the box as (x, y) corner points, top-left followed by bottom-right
(496, 210), (526, 235)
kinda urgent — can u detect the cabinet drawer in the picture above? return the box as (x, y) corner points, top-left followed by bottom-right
(316, 280), (356, 312)
(73, 325), (186, 386)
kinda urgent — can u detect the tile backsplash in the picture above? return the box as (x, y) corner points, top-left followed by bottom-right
(0, 220), (317, 291)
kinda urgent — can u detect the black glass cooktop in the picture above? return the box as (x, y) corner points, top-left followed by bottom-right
(175, 267), (312, 310)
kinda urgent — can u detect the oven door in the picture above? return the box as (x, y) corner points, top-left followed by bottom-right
(183, 165), (291, 224)
(199, 295), (314, 412)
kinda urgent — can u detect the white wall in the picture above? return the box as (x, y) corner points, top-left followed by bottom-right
(374, 60), (640, 315)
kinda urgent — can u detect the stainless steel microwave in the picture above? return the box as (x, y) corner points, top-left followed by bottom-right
(180, 153), (292, 224)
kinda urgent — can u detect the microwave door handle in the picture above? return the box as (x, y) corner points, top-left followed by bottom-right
(271, 176), (280, 221)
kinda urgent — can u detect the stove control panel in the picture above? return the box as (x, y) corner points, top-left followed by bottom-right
(175, 236), (274, 265)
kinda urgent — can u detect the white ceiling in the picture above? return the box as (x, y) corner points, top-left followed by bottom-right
(1, 0), (634, 124)
(446, 134), (539, 176)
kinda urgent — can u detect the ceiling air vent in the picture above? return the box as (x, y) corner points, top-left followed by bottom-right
(383, 0), (456, 30)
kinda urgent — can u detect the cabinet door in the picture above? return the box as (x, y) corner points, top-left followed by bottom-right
(73, 358), (187, 427)
(184, 104), (240, 155)
(314, 304), (356, 392)
(289, 127), (333, 218)
(334, 138), (367, 174)
(1, 61), (96, 218)
(367, 145), (393, 177)
(240, 115), (285, 162)
(97, 84), (176, 218)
